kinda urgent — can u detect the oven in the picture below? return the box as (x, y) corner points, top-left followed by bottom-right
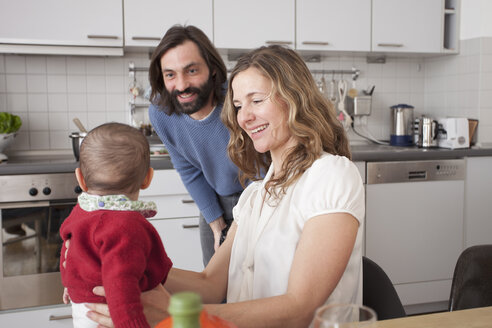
(0, 173), (81, 310)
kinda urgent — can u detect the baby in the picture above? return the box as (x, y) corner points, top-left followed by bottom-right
(59, 122), (172, 328)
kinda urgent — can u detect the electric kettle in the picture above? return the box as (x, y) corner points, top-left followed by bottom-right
(390, 104), (414, 146)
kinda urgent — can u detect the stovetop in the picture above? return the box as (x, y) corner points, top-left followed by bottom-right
(0, 150), (173, 176)
(0, 151), (79, 175)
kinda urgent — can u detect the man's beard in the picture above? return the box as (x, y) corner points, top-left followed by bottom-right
(170, 75), (214, 115)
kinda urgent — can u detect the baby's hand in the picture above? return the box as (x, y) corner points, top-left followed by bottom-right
(63, 287), (71, 304)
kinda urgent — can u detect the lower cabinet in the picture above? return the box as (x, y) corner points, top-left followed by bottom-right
(150, 217), (203, 272)
(0, 304), (72, 327)
(141, 169), (203, 272)
(464, 156), (492, 247)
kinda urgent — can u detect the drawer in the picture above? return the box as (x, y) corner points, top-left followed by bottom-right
(0, 304), (72, 327)
(142, 194), (199, 219)
(141, 170), (188, 197)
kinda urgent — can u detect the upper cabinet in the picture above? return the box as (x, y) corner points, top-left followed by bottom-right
(214, 0), (295, 50)
(123, 0), (213, 48)
(0, 0), (123, 56)
(372, 0), (446, 54)
(296, 0), (371, 52)
(0, 0), (460, 56)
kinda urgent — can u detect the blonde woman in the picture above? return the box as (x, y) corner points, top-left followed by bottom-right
(86, 45), (364, 328)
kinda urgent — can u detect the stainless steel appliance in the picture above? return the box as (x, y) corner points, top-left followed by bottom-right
(415, 116), (439, 148)
(365, 159), (465, 314)
(390, 104), (414, 147)
(0, 173), (80, 310)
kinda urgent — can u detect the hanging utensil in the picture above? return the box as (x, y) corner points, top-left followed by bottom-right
(338, 79), (352, 127)
(320, 75), (327, 96)
(73, 118), (87, 133)
(328, 74), (337, 104)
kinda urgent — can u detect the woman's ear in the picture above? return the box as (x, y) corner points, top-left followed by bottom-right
(141, 167), (154, 190)
(75, 168), (88, 191)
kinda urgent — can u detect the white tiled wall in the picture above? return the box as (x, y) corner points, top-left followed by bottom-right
(423, 37), (492, 144)
(0, 51), (151, 151)
(1, 39), (492, 152)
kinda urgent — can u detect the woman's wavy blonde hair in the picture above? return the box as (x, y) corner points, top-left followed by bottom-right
(221, 45), (351, 198)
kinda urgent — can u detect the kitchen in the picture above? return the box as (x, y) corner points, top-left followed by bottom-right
(1, 0), (492, 326)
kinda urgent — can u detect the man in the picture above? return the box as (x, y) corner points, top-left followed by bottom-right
(148, 25), (243, 267)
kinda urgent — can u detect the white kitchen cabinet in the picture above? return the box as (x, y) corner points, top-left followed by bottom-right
(0, 0), (123, 56)
(151, 217), (203, 272)
(140, 170), (203, 272)
(123, 0), (213, 48)
(464, 157), (492, 247)
(0, 304), (72, 327)
(372, 0), (443, 53)
(214, 0), (295, 50)
(296, 0), (371, 52)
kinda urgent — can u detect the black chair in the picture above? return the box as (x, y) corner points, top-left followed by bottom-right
(448, 244), (492, 311)
(363, 256), (406, 320)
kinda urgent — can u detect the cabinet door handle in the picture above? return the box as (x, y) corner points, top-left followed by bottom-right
(181, 199), (195, 204)
(182, 224), (199, 229)
(49, 314), (72, 321)
(377, 43), (404, 47)
(87, 35), (119, 40)
(132, 36), (161, 41)
(302, 41), (329, 46)
(265, 40), (293, 45)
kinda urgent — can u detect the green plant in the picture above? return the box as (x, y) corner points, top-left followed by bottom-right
(0, 112), (22, 134)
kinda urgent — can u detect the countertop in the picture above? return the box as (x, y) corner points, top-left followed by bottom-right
(350, 142), (492, 161)
(0, 150), (173, 175)
(2, 143), (492, 175)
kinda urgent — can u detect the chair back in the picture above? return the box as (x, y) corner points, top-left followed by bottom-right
(449, 244), (492, 311)
(363, 256), (406, 320)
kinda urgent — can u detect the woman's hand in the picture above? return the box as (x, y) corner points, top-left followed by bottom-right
(62, 239), (70, 269)
(85, 287), (113, 328)
(141, 284), (172, 327)
(85, 284), (171, 328)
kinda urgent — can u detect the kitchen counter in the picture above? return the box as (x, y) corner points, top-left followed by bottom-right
(351, 142), (492, 162)
(2, 143), (492, 175)
(0, 150), (173, 175)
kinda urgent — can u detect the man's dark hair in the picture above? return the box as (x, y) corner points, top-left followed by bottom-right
(149, 25), (227, 115)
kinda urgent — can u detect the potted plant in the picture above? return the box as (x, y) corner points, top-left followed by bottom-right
(0, 112), (22, 162)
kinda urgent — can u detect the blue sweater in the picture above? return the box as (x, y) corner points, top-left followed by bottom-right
(149, 102), (243, 224)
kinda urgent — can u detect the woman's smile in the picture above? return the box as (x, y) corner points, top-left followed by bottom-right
(250, 123), (269, 135)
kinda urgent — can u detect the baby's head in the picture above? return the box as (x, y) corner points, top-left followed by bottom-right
(79, 122), (151, 196)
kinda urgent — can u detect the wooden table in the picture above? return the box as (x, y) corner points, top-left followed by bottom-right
(375, 306), (492, 328)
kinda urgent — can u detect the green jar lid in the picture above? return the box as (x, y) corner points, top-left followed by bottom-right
(168, 292), (203, 317)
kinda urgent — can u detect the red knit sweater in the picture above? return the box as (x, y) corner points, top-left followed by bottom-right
(60, 205), (173, 328)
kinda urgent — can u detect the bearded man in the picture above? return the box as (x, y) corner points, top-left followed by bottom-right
(148, 25), (243, 267)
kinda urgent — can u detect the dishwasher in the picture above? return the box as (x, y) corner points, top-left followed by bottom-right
(365, 159), (465, 315)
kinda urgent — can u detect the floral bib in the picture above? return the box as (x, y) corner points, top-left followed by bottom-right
(78, 192), (157, 218)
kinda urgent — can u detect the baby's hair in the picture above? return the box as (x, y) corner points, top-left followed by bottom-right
(79, 122), (150, 195)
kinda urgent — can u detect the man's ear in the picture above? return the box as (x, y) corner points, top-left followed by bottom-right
(141, 167), (154, 190)
(75, 168), (88, 191)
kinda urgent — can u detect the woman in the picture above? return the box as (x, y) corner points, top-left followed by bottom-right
(86, 45), (364, 328)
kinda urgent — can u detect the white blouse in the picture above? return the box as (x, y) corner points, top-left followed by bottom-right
(227, 153), (365, 306)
